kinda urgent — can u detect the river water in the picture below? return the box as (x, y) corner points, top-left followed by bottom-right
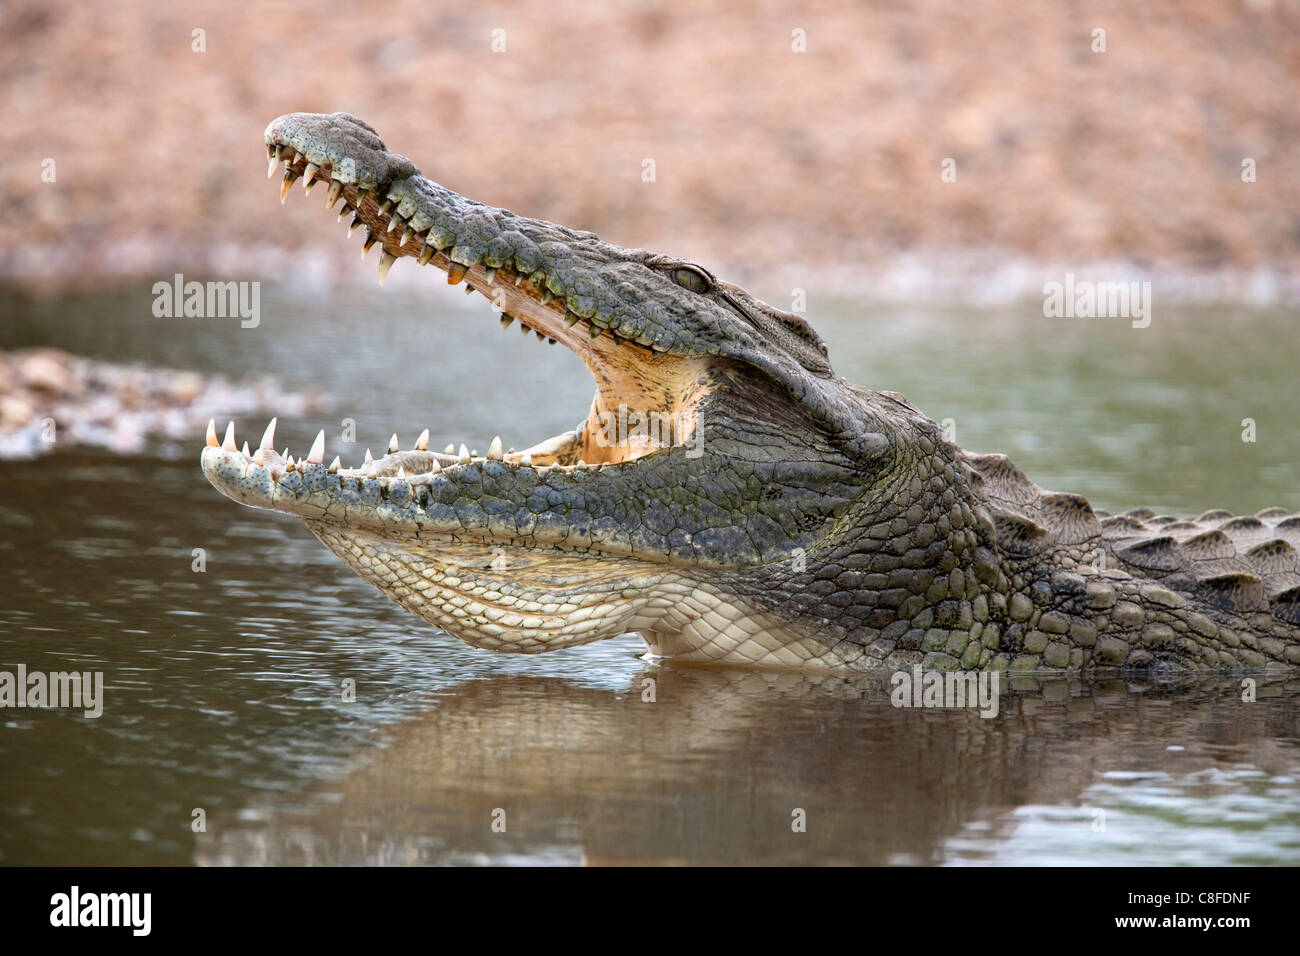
(1, 279), (1298, 864)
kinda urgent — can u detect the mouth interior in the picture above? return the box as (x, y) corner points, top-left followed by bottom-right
(267, 142), (710, 482)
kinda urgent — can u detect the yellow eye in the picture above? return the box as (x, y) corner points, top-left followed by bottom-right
(674, 268), (710, 294)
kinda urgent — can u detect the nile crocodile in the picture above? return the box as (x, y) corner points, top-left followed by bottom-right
(201, 111), (1300, 673)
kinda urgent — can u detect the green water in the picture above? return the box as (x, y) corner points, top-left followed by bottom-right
(1, 281), (1297, 864)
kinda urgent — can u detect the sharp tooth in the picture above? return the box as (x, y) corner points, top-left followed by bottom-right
(280, 168), (298, 203)
(534, 329), (545, 341)
(348, 215), (363, 237)
(242, 441), (251, 457)
(378, 250), (397, 284)
(548, 338), (557, 346)
(400, 226), (413, 246)
(205, 419), (218, 447)
(337, 202), (353, 222)
(260, 417), (277, 450)
(387, 215), (403, 234)
(564, 311), (580, 327)
(302, 163), (319, 188)
(327, 179), (343, 208)
(222, 421), (236, 451)
(430, 458), (442, 473)
(488, 436), (503, 460)
(361, 231), (378, 258)
(447, 262), (469, 285)
(500, 314), (514, 330)
(589, 324), (603, 338)
(519, 453), (532, 467)
(328, 456), (340, 473)
(281, 447), (288, 458)
(378, 199), (393, 217)
(471, 449), (479, 458)
(577, 460), (588, 469)
(289, 150), (301, 166)
(365, 448), (374, 465)
(388, 433), (400, 454)
(285, 455), (296, 472)
(417, 243), (435, 266)
(514, 273), (525, 286)
(541, 289), (554, 305)
(444, 443), (455, 455)
(267, 152), (279, 178)
(308, 429), (326, 464)
(397, 466), (407, 479)
(415, 429), (430, 451)
(458, 444), (470, 462)
(253, 447), (265, 466)
(464, 284), (476, 295)
(485, 267), (497, 284)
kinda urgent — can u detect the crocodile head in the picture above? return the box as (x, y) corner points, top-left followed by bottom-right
(202, 112), (1300, 672)
(201, 111), (950, 667)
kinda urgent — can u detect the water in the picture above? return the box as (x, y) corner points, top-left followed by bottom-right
(1, 279), (1298, 864)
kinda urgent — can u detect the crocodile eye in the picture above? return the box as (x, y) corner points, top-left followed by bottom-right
(673, 267), (710, 294)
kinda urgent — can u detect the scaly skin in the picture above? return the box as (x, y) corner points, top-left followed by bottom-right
(201, 112), (1300, 673)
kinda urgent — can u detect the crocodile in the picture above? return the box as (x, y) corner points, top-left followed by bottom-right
(201, 111), (1300, 673)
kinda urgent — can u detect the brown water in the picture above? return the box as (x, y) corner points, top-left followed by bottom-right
(1, 280), (1298, 865)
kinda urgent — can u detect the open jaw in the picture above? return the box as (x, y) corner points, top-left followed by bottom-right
(200, 112), (859, 668)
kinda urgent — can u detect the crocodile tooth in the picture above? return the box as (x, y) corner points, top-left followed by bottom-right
(534, 329), (545, 341)
(302, 163), (319, 188)
(397, 466), (406, 479)
(589, 324), (603, 339)
(400, 226), (414, 247)
(464, 283), (476, 295)
(444, 443), (455, 455)
(364, 448), (374, 465)
(430, 458), (442, 473)
(471, 449), (479, 458)
(285, 455), (296, 472)
(488, 436), (503, 461)
(328, 456), (340, 473)
(308, 429), (326, 464)
(289, 150), (301, 167)
(541, 289), (554, 305)
(378, 199), (393, 217)
(361, 231), (378, 258)
(519, 453), (532, 467)
(326, 180), (343, 209)
(242, 441), (251, 458)
(547, 338), (557, 346)
(514, 273), (525, 286)
(520, 322), (530, 335)
(348, 215), (363, 237)
(417, 243), (435, 266)
(206, 419), (218, 447)
(458, 444), (470, 462)
(267, 151), (279, 178)
(388, 433), (400, 454)
(280, 167), (298, 203)
(222, 421), (236, 451)
(576, 460), (588, 469)
(500, 314), (514, 330)
(415, 429), (430, 451)
(337, 202), (353, 223)
(485, 267), (497, 284)
(387, 215), (403, 234)
(564, 311), (580, 327)
(447, 262), (469, 284)
(253, 447), (265, 466)
(378, 250), (397, 284)
(260, 417), (277, 451)
(281, 447), (288, 458)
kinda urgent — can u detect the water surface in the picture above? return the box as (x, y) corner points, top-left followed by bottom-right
(1, 281), (1298, 864)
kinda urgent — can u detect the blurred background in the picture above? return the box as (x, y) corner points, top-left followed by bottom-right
(2, 1), (1299, 866)
(2, 0), (1299, 293)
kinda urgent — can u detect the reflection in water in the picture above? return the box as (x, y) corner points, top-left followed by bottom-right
(1, 284), (1298, 865)
(195, 671), (1300, 866)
